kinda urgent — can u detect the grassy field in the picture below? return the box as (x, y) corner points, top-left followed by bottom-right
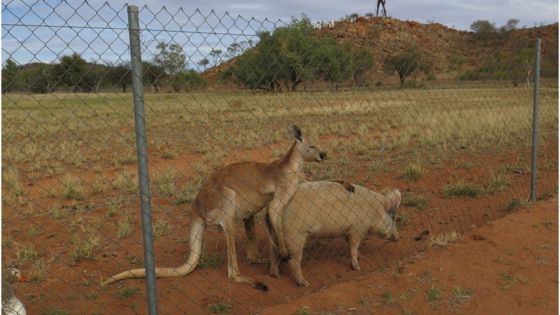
(3, 85), (557, 179)
(1, 84), (558, 314)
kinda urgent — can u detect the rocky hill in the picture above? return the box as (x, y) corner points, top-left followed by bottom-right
(207, 16), (558, 87)
(317, 16), (557, 81)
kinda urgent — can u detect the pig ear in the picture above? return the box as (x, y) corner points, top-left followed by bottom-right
(386, 189), (401, 209)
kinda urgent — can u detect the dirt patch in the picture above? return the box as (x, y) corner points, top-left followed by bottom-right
(263, 197), (558, 315)
(3, 137), (557, 314)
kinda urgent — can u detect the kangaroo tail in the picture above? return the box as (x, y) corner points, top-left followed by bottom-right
(101, 216), (205, 286)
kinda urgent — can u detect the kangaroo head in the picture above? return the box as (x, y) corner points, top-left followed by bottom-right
(288, 125), (327, 162)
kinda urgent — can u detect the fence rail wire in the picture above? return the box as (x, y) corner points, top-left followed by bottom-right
(2, 1), (558, 314)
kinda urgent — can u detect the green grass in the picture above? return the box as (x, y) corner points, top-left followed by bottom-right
(16, 244), (38, 265)
(401, 164), (423, 182)
(500, 272), (517, 290)
(118, 287), (140, 300)
(486, 171), (511, 193)
(506, 198), (527, 211)
(444, 180), (482, 197)
(61, 176), (85, 200)
(382, 290), (395, 305)
(402, 192), (428, 209)
(427, 287), (441, 302)
(208, 302), (232, 313)
(198, 253), (224, 269)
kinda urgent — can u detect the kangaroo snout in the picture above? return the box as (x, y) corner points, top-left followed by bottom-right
(319, 151), (327, 161)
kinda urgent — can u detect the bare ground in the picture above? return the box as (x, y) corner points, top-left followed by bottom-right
(263, 197), (558, 315)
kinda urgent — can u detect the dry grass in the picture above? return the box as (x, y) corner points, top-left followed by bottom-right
(3, 87), (557, 187)
(429, 231), (459, 247)
(444, 180), (483, 197)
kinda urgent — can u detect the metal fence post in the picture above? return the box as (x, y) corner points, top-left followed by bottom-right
(127, 5), (159, 315)
(530, 38), (541, 203)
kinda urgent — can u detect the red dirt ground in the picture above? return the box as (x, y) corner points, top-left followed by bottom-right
(263, 197), (558, 315)
(3, 137), (557, 314)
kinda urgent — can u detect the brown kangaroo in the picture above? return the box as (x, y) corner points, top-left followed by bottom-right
(102, 125), (326, 290)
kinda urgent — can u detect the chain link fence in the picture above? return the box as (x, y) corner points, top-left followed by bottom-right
(2, 1), (558, 314)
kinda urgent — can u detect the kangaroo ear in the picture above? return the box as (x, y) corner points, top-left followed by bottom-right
(288, 125), (303, 141)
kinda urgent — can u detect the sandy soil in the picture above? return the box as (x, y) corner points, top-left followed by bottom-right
(263, 197), (558, 315)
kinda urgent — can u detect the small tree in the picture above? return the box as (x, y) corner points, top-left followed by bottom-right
(209, 48), (223, 66)
(22, 64), (55, 93)
(2, 58), (19, 92)
(142, 62), (165, 93)
(351, 48), (374, 86)
(109, 62), (131, 92)
(501, 18), (519, 33)
(470, 20), (497, 41)
(226, 43), (242, 59)
(154, 42), (186, 76)
(384, 47), (426, 87)
(52, 53), (91, 92)
(197, 58), (210, 71)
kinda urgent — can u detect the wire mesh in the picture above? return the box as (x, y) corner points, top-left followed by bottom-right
(2, 1), (558, 314)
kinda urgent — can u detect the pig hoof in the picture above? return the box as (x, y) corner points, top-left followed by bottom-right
(297, 279), (310, 287)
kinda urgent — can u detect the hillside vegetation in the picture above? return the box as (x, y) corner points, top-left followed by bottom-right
(3, 16), (558, 93)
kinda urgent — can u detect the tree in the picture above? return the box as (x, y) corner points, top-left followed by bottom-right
(470, 20), (497, 41)
(501, 18), (519, 32)
(197, 58), (210, 71)
(22, 64), (55, 93)
(384, 46), (427, 87)
(222, 18), (373, 91)
(171, 70), (207, 92)
(226, 43), (242, 59)
(52, 53), (92, 92)
(2, 58), (19, 92)
(209, 48), (223, 66)
(153, 42), (186, 76)
(109, 62), (131, 92)
(351, 48), (374, 86)
(142, 62), (165, 93)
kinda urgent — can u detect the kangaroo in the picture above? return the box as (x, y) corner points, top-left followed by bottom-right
(269, 181), (400, 287)
(102, 125), (326, 290)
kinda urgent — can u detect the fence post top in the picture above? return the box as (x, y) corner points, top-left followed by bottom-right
(127, 5), (139, 13)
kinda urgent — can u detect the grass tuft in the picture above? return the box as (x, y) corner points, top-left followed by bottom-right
(208, 302), (232, 313)
(118, 287), (139, 300)
(401, 164), (423, 182)
(506, 198), (527, 211)
(429, 231), (459, 247)
(382, 290), (394, 305)
(198, 253), (224, 269)
(61, 176), (85, 200)
(402, 192), (428, 209)
(444, 180), (482, 197)
(427, 287), (441, 302)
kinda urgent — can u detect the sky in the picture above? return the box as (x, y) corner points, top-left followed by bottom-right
(2, 0), (558, 66)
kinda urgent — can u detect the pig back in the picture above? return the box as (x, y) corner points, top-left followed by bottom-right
(283, 181), (386, 237)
